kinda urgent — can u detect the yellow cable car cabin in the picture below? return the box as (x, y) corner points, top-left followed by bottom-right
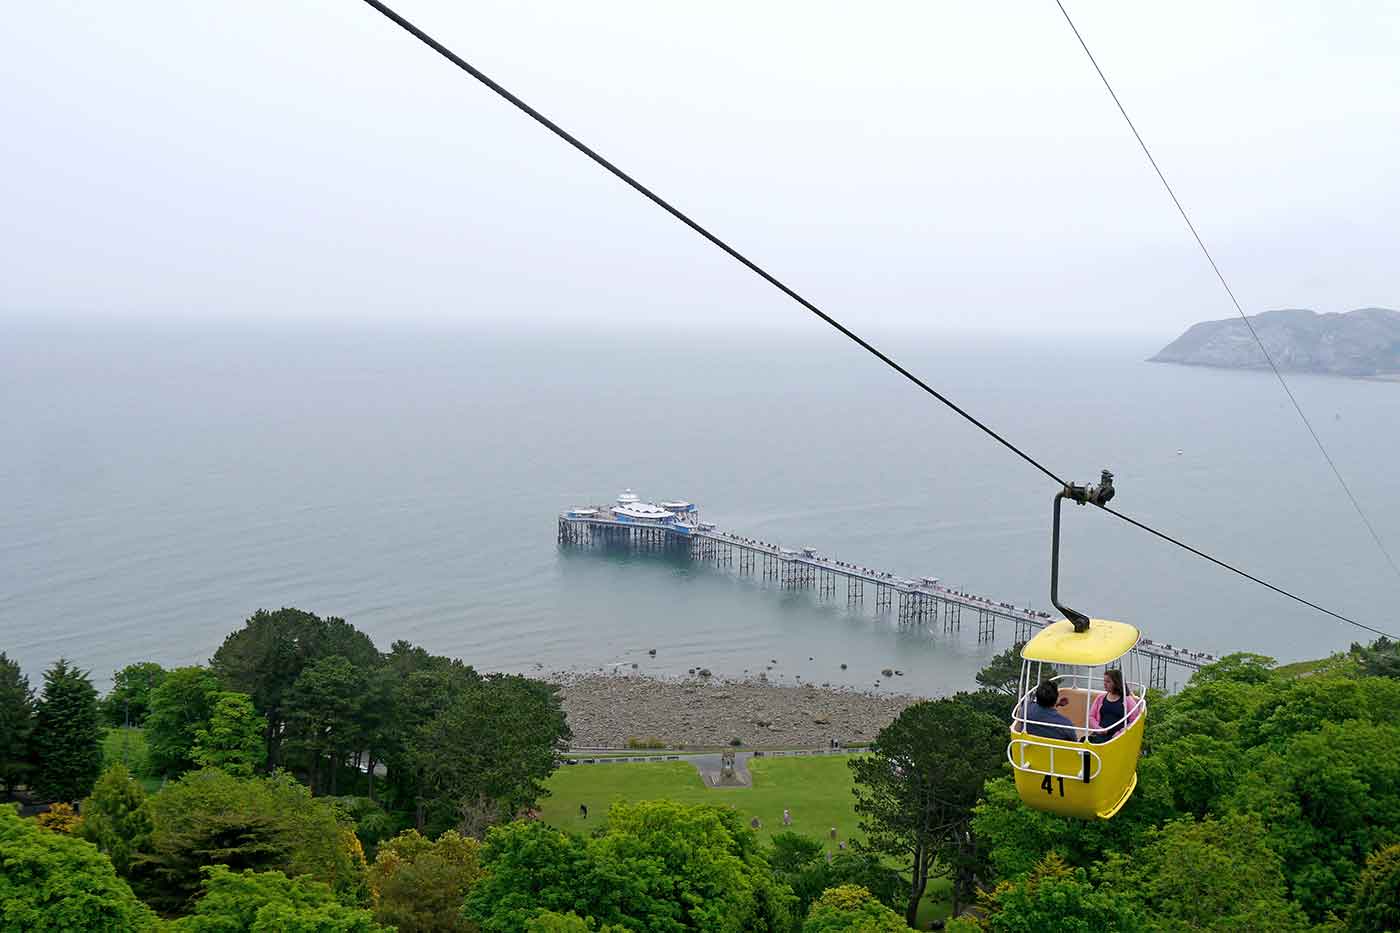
(1007, 617), (1146, 819)
(1009, 468), (1146, 819)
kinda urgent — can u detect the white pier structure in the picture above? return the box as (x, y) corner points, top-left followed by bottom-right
(559, 491), (1217, 689)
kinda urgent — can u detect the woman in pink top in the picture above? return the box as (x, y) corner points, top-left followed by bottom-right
(1088, 669), (1141, 743)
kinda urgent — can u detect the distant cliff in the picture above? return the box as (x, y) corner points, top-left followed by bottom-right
(1151, 307), (1400, 378)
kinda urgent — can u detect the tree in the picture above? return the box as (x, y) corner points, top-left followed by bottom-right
(1226, 720), (1400, 921)
(465, 802), (797, 933)
(970, 755), (1176, 882)
(34, 801), (82, 834)
(849, 699), (1005, 924)
(211, 608), (381, 770)
(1095, 814), (1309, 932)
(381, 665), (482, 823)
(589, 800), (795, 932)
(31, 659), (103, 802)
(1188, 652), (1276, 687)
(193, 692), (267, 778)
(768, 832), (826, 875)
(136, 768), (367, 913)
(974, 642), (1026, 697)
(285, 656), (366, 794)
(525, 913), (626, 933)
(145, 666), (221, 777)
(407, 675), (570, 833)
(801, 885), (907, 933)
(168, 865), (388, 932)
(101, 662), (167, 728)
(767, 833), (902, 918)
(0, 652), (34, 795)
(462, 820), (587, 932)
(367, 828), (483, 932)
(1352, 636), (1400, 680)
(974, 853), (1142, 933)
(950, 689), (1015, 723)
(0, 803), (155, 932)
(79, 763), (151, 876)
(1347, 842), (1400, 933)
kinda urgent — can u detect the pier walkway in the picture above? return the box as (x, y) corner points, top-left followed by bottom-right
(559, 499), (1216, 689)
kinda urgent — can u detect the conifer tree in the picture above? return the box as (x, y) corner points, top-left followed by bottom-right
(31, 659), (103, 802)
(79, 763), (152, 875)
(0, 652), (35, 794)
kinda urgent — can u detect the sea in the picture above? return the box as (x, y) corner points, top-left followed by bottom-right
(3, 314), (1397, 695)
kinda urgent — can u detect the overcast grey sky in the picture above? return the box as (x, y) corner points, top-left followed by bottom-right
(3, 1), (1397, 338)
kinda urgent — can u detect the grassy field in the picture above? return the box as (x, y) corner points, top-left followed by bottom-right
(540, 756), (862, 849)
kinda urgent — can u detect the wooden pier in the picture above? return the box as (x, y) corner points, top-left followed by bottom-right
(559, 502), (1216, 690)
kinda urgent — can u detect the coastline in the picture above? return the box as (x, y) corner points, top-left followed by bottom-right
(545, 672), (925, 749)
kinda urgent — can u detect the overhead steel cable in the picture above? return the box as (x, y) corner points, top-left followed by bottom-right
(1102, 504), (1394, 639)
(357, 0), (1067, 490)
(357, 0), (1397, 640)
(1053, 0), (1400, 588)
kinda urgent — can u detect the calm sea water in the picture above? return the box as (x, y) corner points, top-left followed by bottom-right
(3, 316), (1397, 695)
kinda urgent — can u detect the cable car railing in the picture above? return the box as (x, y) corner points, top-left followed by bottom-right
(1010, 673), (1148, 742)
(1007, 737), (1103, 782)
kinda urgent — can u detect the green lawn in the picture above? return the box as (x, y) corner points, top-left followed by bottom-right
(541, 756), (862, 851)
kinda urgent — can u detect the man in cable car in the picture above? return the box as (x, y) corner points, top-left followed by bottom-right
(1023, 681), (1080, 742)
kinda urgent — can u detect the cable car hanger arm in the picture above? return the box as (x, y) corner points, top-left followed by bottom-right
(1052, 470), (1115, 633)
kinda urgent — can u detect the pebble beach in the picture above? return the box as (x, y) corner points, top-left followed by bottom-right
(549, 672), (923, 749)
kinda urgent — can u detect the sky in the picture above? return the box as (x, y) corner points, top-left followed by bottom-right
(2, 0), (1398, 338)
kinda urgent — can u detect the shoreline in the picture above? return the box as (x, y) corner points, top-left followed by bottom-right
(543, 672), (926, 749)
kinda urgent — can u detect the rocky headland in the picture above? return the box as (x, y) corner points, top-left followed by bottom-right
(549, 672), (922, 749)
(1150, 307), (1400, 378)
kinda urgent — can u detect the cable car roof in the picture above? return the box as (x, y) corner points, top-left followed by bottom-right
(1021, 618), (1140, 666)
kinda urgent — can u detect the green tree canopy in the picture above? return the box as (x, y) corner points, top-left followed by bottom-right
(0, 652), (34, 794)
(193, 692), (267, 778)
(31, 658), (103, 802)
(462, 820), (586, 932)
(800, 884), (907, 933)
(1227, 719), (1400, 921)
(465, 801), (797, 933)
(368, 828), (483, 932)
(101, 662), (167, 728)
(135, 768), (367, 914)
(145, 665), (222, 777)
(0, 803), (155, 932)
(974, 853), (1142, 933)
(1095, 813), (1309, 932)
(211, 608), (381, 770)
(285, 655), (366, 795)
(1188, 652), (1277, 687)
(1351, 636), (1400, 680)
(849, 698), (1005, 923)
(407, 674), (570, 834)
(78, 763), (151, 876)
(380, 665), (482, 824)
(766, 833), (901, 919)
(524, 913), (627, 933)
(1347, 842), (1400, 933)
(974, 641), (1026, 697)
(169, 865), (388, 933)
